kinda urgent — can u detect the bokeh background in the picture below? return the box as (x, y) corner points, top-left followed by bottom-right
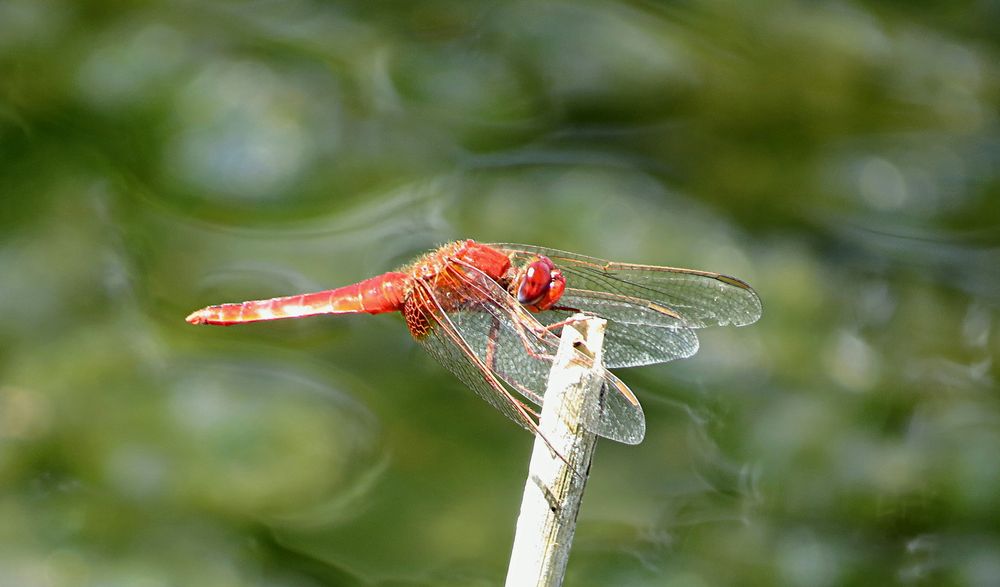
(2, 1), (999, 585)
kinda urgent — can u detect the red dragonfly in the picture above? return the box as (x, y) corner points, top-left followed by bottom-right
(186, 240), (761, 445)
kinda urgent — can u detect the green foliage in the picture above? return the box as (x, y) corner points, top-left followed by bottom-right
(1, 0), (997, 585)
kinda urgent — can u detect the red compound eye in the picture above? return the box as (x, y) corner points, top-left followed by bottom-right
(516, 256), (566, 312)
(517, 260), (551, 305)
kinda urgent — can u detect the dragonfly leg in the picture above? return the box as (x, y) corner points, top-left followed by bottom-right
(509, 314), (558, 364)
(484, 316), (500, 371)
(482, 315), (544, 412)
(539, 313), (589, 335)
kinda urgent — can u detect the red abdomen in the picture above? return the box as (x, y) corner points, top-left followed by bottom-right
(186, 272), (409, 325)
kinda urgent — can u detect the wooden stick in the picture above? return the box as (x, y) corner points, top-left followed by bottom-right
(505, 315), (606, 587)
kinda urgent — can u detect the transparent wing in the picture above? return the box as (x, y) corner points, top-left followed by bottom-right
(415, 262), (645, 445)
(493, 243), (762, 329)
(405, 281), (543, 437)
(534, 289), (700, 368)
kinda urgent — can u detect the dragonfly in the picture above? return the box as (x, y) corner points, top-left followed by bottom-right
(186, 240), (761, 445)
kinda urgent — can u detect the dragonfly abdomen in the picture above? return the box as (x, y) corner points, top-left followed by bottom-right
(185, 272), (409, 325)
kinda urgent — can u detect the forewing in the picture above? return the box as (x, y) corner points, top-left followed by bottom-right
(493, 243), (762, 328)
(433, 262), (645, 444)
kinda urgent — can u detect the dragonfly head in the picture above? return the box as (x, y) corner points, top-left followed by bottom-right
(516, 255), (566, 312)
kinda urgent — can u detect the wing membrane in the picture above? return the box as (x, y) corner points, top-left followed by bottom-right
(406, 282), (542, 436)
(494, 243), (762, 329)
(422, 262), (645, 445)
(534, 290), (700, 368)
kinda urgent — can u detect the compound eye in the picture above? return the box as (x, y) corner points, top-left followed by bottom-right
(517, 259), (552, 305)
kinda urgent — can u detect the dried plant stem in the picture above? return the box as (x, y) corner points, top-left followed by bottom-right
(505, 315), (606, 587)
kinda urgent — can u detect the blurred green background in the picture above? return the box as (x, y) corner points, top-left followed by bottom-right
(2, 0), (998, 585)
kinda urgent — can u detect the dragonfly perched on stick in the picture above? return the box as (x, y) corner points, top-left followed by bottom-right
(186, 240), (761, 445)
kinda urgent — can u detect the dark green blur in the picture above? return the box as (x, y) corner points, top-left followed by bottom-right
(1, 1), (998, 585)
